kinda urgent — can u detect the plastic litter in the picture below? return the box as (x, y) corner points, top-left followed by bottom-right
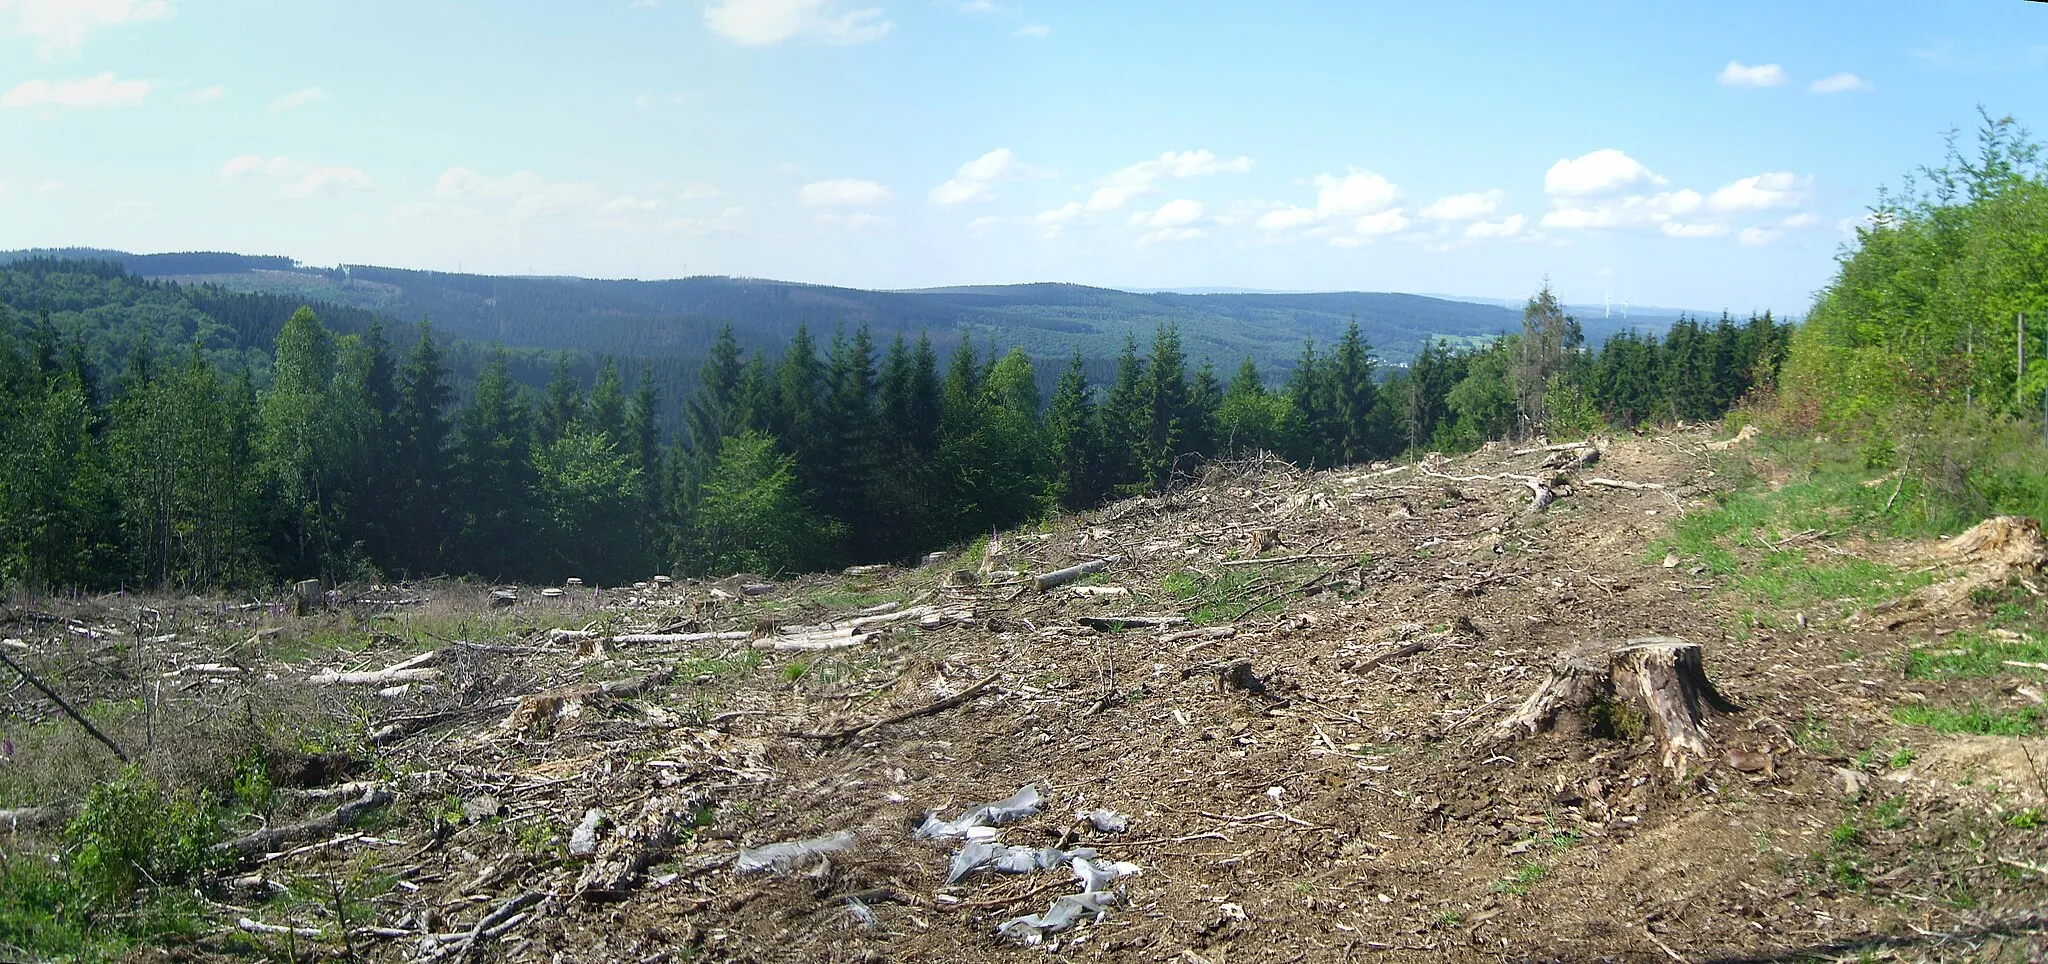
(1081, 808), (1129, 833)
(947, 840), (1095, 883)
(733, 830), (856, 874)
(998, 891), (1119, 945)
(1070, 855), (1141, 893)
(844, 897), (878, 928)
(568, 808), (607, 857)
(915, 784), (1044, 839)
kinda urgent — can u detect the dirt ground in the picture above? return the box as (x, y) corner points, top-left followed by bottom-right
(5, 426), (2046, 962)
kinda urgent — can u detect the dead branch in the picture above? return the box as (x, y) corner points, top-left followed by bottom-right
(0, 649), (129, 762)
(1583, 477), (1667, 491)
(795, 674), (998, 743)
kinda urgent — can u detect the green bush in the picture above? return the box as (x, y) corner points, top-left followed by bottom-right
(63, 769), (221, 910)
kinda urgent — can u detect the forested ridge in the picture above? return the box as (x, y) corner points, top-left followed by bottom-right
(0, 249), (1786, 590)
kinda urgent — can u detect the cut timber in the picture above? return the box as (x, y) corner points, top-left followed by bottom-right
(609, 630), (750, 645)
(1033, 557), (1121, 592)
(1491, 637), (1738, 766)
(1705, 424), (1759, 451)
(752, 632), (872, 652)
(304, 651), (442, 686)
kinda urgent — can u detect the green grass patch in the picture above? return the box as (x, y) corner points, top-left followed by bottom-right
(1893, 703), (2044, 736)
(1903, 629), (2048, 681)
(1162, 568), (1277, 625)
(1492, 859), (1547, 895)
(1730, 552), (1931, 610)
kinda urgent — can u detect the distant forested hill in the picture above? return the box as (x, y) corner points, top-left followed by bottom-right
(0, 250), (1676, 376)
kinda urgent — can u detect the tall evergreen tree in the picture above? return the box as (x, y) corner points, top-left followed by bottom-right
(392, 324), (454, 574)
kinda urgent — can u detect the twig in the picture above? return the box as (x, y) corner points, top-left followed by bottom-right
(1232, 567), (1337, 621)
(1642, 924), (1688, 963)
(794, 674), (998, 743)
(0, 649), (128, 762)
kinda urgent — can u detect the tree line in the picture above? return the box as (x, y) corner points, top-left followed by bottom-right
(0, 282), (1787, 591)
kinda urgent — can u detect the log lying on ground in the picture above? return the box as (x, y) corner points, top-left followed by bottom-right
(303, 650), (442, 686)
(752, 632), (872, 652)
(216, 788), (395, 864)
(1491, 637), (1738, 765)
(1078, 615), (1189, 631)
(1033, 557), (1121, 592)
(1866, 516), (2048, 629)
(1583, 477), (1666, 491)
(0, 803), (76, 832)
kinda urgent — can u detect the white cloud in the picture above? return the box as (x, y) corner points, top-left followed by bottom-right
(1255, 204), (1317, 232)
(271, 86), (327, 111)
(1464, 214), (1526, 239)
(800, 178), (891, 206)
(1809, 71), (1872, 94)
(1352, 208), (1410, 236)
(218, 155), (372, 198)
(1707, 171), (1808, 211)
(1033, 201), (1080, 236)
(1418, 189), (1502, 221)
(182, 83), (223, 104)
(1544, 149), (1664, 197)
(1779, 211), (1820, 229)
(1013, 23), (1049, 37)
(1138, 227), (1206, 245)
(1136, 198), (1204, 228)
(1, 72), (151, 108)
(0, 0), (172, 59)
(1312, 170), (1400, 218)
(426, 167), (603, 220)
(703, 0), (892, 45)
(928, 147), (1054, 206)
(1738, 225), (1780, 246)
(1660, 221), (1729, 239)
(1542, 189), (1702, 230)
(1717, 61), (1786, 88)
(1085, 149), (1253, 211)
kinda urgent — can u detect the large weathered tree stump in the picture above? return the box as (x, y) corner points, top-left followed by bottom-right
(1491, 637), (1737, 765)
(292, 579), (325, 617)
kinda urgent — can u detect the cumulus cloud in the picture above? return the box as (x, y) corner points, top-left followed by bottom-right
(1464, 214), (1526, 239)
(1661, 221), (1729, 239)
(1085, 149), (1253, 211)
(1544, 149), (1664, 197)
(1312, 170), (1401, 218)
(1, 0), (172, 59)
(1418, 189), (1502, 221)
(2, 72), (151, 108)
(703, 0), (891, 45)
(1133, 198), (1204, 228)
(800, 178), (891, 206)
(1138, 227), (1206, 245)
(1809, 71), (1872, 94)
(600, 195), (666, 214)
(928, 147), (1054, 206)
(1542, 189), (1702, 230)
(1255, 205), (1317, 232)
(1013, 23), (1049, 37)
(1717, 61), (1786, 88)
(219, 155), (372, 198)
(1032, 201), (1080, 236)
(1707, 171), (1808, 211)
(271, 86), (327, 111)
(182, 84), (224, 104)
(1351, 208), (1410, 236)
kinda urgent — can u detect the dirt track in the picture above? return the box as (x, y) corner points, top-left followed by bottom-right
(8, 427), (2046, 962)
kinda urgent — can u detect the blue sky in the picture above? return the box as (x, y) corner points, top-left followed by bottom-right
(2, 1), (2045, 313)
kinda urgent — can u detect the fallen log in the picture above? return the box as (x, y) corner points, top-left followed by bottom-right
(0, 803), (75, 832)
(0, 650), (129, 763)
(217, 788), (395, 864)
(607, 630), (750, 645)
(1032, 557), (1121, 592)
(1491, 637), (1738, 765)
(752, 632), (872, 652)
(304, 667), (442, 686)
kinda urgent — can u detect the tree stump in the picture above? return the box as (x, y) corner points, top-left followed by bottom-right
(292, 579), (325, 617)
(1491, 637), (1738, 765)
